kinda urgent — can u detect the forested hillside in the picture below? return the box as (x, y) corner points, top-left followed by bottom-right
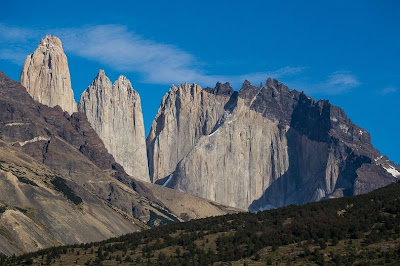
(4, 181), (400, 265)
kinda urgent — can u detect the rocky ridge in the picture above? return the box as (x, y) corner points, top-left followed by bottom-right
(20, 35), (77, 114)
(147, 78), (398, 210)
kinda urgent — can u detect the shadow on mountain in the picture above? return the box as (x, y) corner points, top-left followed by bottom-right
(249, 127), (326, 211)
(249, 95), (376, 211)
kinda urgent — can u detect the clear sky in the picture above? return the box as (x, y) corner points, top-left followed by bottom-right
(0, 0), (399, 163)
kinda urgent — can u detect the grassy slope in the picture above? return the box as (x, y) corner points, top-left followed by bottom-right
(4, 181), (400, 265)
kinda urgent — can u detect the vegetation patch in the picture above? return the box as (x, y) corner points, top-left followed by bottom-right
(16, 176), (38, 187)
(148, 210), (176, 227)
(179, 213), (190, 222)
(153, 206), (179, 223)
(14, 207), (28, 214)
(51, 177), (82, 205)
(6, 182), (400, 265)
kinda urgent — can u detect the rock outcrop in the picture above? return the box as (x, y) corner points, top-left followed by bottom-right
(78, 70), (150, 182)
(147, 78), (398, 210)
(20, 35), (77, 114)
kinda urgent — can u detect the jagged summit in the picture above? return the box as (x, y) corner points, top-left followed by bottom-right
(116, 74), (129, 82)
(78, 70), (150, 182)
(147, 77), (397, 210)
(90, 69), (111, 88)
(113, 74), (136, 94)
(94, 69), (107, 79)
(20, 35), (77, 114)
(38, 34), (63, 49)
(204, 82), (234, 96)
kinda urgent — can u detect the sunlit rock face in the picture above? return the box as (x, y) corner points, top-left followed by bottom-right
(147, 78), (397, 210)
(147, 82), (235, 184)
(20, 35), (77, 114)
(78, 70), (150, 182)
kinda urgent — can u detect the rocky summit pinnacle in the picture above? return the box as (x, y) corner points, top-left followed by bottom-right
(78, 70), (150, 182)
(20, 35), (77, 114)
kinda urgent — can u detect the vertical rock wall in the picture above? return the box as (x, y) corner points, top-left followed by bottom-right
(78, 70), (150, 182)
(20, 35), (77, 114)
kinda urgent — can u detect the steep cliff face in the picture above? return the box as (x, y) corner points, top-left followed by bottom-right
(20, 35), (77, 114)
(147, 78), (398, 210)
(146, 82), (236, 183)
(78, 70), (149, 182)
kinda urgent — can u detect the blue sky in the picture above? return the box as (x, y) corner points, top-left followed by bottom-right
(0, 0), (399, 163)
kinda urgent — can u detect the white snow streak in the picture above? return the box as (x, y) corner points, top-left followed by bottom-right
(19, 136), (50, 146)
(162, 174), (173, 187)
(5, 122), (29, 126)
(208, 128), (219, 137)
(384, 166), (400, 178)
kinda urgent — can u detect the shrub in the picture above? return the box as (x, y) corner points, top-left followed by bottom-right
(51, 177), (82, 205)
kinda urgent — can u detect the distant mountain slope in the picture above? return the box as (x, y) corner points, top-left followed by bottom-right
(0, 140), (142, 255)
(147, 79), (398, 210)
(8, 180), (400, 265)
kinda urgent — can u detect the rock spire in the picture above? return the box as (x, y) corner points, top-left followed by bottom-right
(78, 70), (150, 182)
(20, 35), (77, 114)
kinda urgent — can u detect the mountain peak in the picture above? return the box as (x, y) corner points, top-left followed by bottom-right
(97, 69), (106, 77)
(91, 69), (111, 88)
(204, 82), (234, 96)
(78, 72), (149, 182)
(39, 35), (63, 49)
(114, 75), (137, 94)
(266, 77), (273, 86)
(265, 77), (285, 89)
(148, 76), (396, 211)
(20, 35), (77, 114)
(117, 74), (128, 81)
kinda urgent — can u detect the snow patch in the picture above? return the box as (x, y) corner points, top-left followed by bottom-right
(208, 128), (219, 137)
(383, 165), (400, 178)
(19, 136), (50, 146)
(252, 204), (276, 212)
(330, 117), (338, 122)
(162, 174), (173, 187)
(339, 124), (349, 133)
(5, 123), (28, 126)
(374, 155), (383, 162)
